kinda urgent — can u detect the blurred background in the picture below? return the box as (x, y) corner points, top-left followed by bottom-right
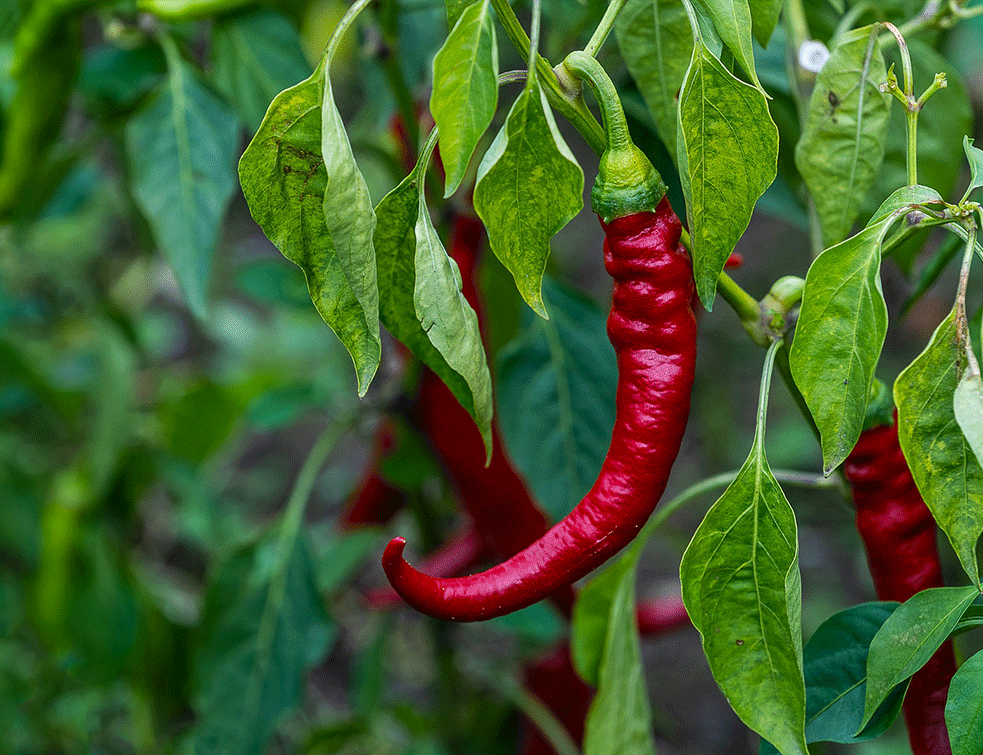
(0, 1), (981, 753)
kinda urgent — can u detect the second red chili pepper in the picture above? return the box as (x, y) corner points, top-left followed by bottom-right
(843, 406), (956, 755)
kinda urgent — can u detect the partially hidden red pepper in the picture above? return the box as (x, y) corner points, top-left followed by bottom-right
(340, 420), (407, 528)
(383, 52), (696, 621)
(843, 403), (956, 755)
(518, 644), (593, 755)
(410, 213), (578, 618)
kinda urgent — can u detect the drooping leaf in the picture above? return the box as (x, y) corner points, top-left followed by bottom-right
(965, 135), (983, 198)
(497, 278), (617, 521)
(374, 171), (493, 458)
(238, 59), (381, 394)
(616, 0), (692, 154)
(321, 54), (381, 396)
(125, 43), (239, 320)
(692, 0), (763, 91)
(677, 37), (778, 309)
(581, 559), (657, 755)
(795, 25), (890, 248)
(212, 9), (312, 132)
(895, 306), (983, 586)
(760, 602), (907, 754)
(430, 0), (498, 197)
(945, 648), (983, 755)
(861, 586), (978, 729)
(790, 185), (942, 474)
(190, 534), (336, 755)
(473, 80), (583, 319)
(680, 343), (806, 755)
(413, 188), (493, 459)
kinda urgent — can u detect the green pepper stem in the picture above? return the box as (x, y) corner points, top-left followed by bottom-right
(716, 271), (761, 326)
(583, 0), (629, 58)
(562, 51), (632, 151)
(487, 0), (607, 153)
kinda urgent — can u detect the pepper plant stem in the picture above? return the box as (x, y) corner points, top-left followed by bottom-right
(715, 271), (761, 326)
(583, 0), (628, 57)
(487, 0), (607, 153)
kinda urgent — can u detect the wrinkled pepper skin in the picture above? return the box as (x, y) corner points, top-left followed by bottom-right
(843, 417), (956, 755)
(384, 197), (697, 621)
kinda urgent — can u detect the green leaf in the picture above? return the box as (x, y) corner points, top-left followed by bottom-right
(790, 185), (942, 474)
(125, 43), (239, 320)
(615, 0), (693, 155)
(191, 533), (336, 755)
(747, 0), (782, 47)
(374, 171), (493, 457)
(571, 552), (634, 687)
(413, 186), (494, 459)
(860, 585), (978, 730)
(966, 136), (983, 199)
(794, 25), (890, 248)
(760, 602), (906, 754)
(581, 560), (657, 755)
(212, 9), (312, 132)
(321, 58), (381, 396)
(430, 0), (498, 197)
(680, 343), (807, 755)
(239, 59), (382, 395)
(496, 278), (617, 521)
(693, 0), (764, 91)
(946, 648), (983, 755)
(473, 80), (583, 319)
(677, 39), (778, 309)
(895, 306), (983, 586)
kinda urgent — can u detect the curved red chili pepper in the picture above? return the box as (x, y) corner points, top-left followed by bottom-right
(843, 413), (955, 755)
(383, 197), (697, 621)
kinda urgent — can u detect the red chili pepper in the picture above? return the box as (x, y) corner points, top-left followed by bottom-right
(383, 53), (696, 622)
(518, 644), (593, 755)
(843, 410), (956, 755)
(365, 526), (488, 608)
(385, 196), (695, 621)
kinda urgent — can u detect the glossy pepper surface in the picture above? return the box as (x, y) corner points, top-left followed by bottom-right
(843, 414), (956, 755)
(384, 196), (697, 621)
